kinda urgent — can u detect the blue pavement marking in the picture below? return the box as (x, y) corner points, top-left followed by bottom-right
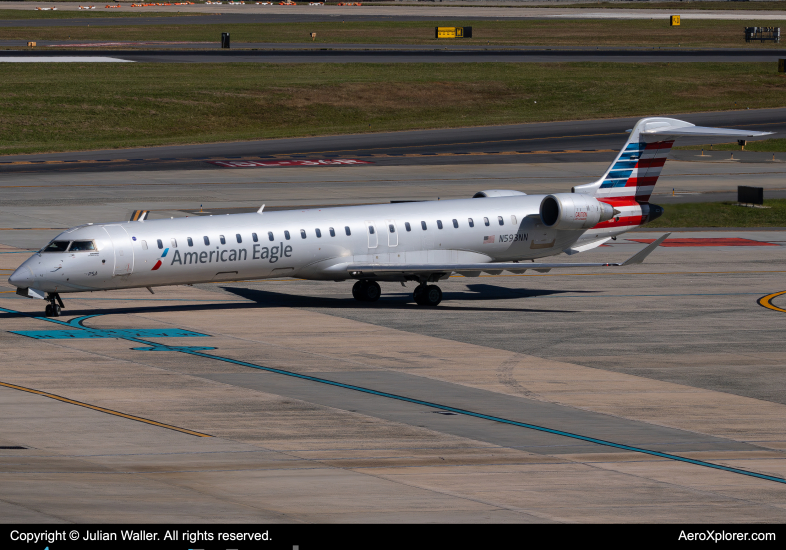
(10, 328), (209, 340)
(2, 304), (784, 486)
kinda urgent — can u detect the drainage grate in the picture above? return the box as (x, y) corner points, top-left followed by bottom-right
(432, 411), (457, 416)
(0, 446), (26, 449)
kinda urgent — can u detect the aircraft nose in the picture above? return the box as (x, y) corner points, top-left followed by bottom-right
(8, 265), (33, 288)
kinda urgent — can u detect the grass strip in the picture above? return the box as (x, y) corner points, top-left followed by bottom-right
(676, 138), (786, 152)
(1, 62), (785, 155)
(3, 19), (786, 47)
(646, 199), (786, 228)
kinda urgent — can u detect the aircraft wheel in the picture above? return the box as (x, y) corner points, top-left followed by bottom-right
(413, 285), (426, 305)
(424, 285), (442, 306)
(362, 281), (381, 302)
(352, 280), (365, 301)
(44, 304), (52, 317)
(53, 304), (61, 317)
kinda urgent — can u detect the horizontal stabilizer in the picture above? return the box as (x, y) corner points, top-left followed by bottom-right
(642, 122), (772, 138)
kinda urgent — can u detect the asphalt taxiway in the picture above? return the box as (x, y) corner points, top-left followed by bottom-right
(2, 140), (786, 521)
(3, 108), (784, 174)
(3, 2), (786, 24)
(3, 48), (786, 63)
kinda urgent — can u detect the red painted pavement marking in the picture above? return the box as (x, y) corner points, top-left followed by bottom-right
(209, 159), (374, 168)
(629, 238), (779, 247)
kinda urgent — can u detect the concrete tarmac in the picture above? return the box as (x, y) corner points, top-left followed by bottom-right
(2, 143), (786, 522)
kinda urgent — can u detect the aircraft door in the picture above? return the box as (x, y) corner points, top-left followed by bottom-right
(102, 225), (134, 275)
(386, 220), (398, 247)
(366, 221), (378, 249)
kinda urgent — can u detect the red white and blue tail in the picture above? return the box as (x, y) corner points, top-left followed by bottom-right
(574, 117), (771, 203)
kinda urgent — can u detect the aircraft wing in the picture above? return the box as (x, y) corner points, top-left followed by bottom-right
(347, 234), (669, 276)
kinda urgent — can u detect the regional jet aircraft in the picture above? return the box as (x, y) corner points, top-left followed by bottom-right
(9, 117), (771, 316)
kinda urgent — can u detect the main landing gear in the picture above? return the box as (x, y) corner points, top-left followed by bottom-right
(413, 283), (442, 306)
(44, 293), (64, 318)
(351, 280), (443, 306)
(352, 280), (381, 302)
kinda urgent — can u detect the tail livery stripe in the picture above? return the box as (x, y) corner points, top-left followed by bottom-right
(598, 140), (673, 196)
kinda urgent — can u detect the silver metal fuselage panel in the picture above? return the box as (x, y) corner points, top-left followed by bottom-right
(13, 195), (630, 294)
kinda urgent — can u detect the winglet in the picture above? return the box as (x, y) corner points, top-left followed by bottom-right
(257, 204), (265, 214)
(621, 233), (670, 266)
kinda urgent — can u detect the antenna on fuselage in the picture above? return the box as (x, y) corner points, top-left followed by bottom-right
(257, 204), (265, 214)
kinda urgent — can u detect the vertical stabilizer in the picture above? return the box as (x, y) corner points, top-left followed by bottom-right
(573, 117), (772, 203)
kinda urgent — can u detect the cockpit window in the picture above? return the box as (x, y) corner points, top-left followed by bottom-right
(69, 241), (96, 252)
(41, 241), (70, 253)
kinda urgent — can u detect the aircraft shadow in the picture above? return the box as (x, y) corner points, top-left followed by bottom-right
(0, 284), (591, 319)
(221, 286), (580, 314)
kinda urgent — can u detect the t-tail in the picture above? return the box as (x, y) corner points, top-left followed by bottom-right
(572, 117), (771, 232)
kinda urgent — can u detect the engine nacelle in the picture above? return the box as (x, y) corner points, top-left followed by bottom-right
(472, 190), (527, 198)
(540, 193), (615, 230)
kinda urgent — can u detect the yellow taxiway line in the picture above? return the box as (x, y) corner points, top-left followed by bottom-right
(0, 381), (212, 438)
(757, 290), (786, 313)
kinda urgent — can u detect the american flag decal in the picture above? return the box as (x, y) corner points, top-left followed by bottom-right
(483, 235), (495, 244)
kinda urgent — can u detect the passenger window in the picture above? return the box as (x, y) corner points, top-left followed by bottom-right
(204, 236), (210, 246)
(157, 239), (163, 249)
(220, 235), (226, 245)
(437, 220), (443, 229)
(345, 226), (351, 236)
(468, 218), (474, 228)
(484, 217), (490, 227)
(498, 216), (504, 226)
(368, 226), (375, 235)
(171, 238), (177, 248)
(511, 215), (518, 225)
(42, 241), (70, 253)
(141, 240), (148, 250)
(329, 227), (336, 237)
(252, 233), (258, 243)
(69, 240), (96, 252)
(187, 237), (193, 247)
(236, 234), (242, 243)
(405, 222), (411, 232)
(316, 228), (322, 238)
(284, 231), (290, 240)
(300, 229), (307, 239)
(389, 224), (395, 233)
(268, 232), (274, 241)
(421, 221), (427, 230)
(452, 219), (459, 228)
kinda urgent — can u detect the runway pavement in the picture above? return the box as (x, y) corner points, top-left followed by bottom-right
(3, 2), (786, 24)
(2, 109), (784, 174)
(2, 112), (786, 522)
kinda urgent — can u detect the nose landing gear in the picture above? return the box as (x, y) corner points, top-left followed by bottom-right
(352, 280), (381, 302)
(44, 293), (64, 318)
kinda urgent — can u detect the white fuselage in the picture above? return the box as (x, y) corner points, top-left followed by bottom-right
(10, 194), (633, 294)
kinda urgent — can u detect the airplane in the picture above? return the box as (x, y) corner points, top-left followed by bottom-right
(8, 116), (772, 317)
